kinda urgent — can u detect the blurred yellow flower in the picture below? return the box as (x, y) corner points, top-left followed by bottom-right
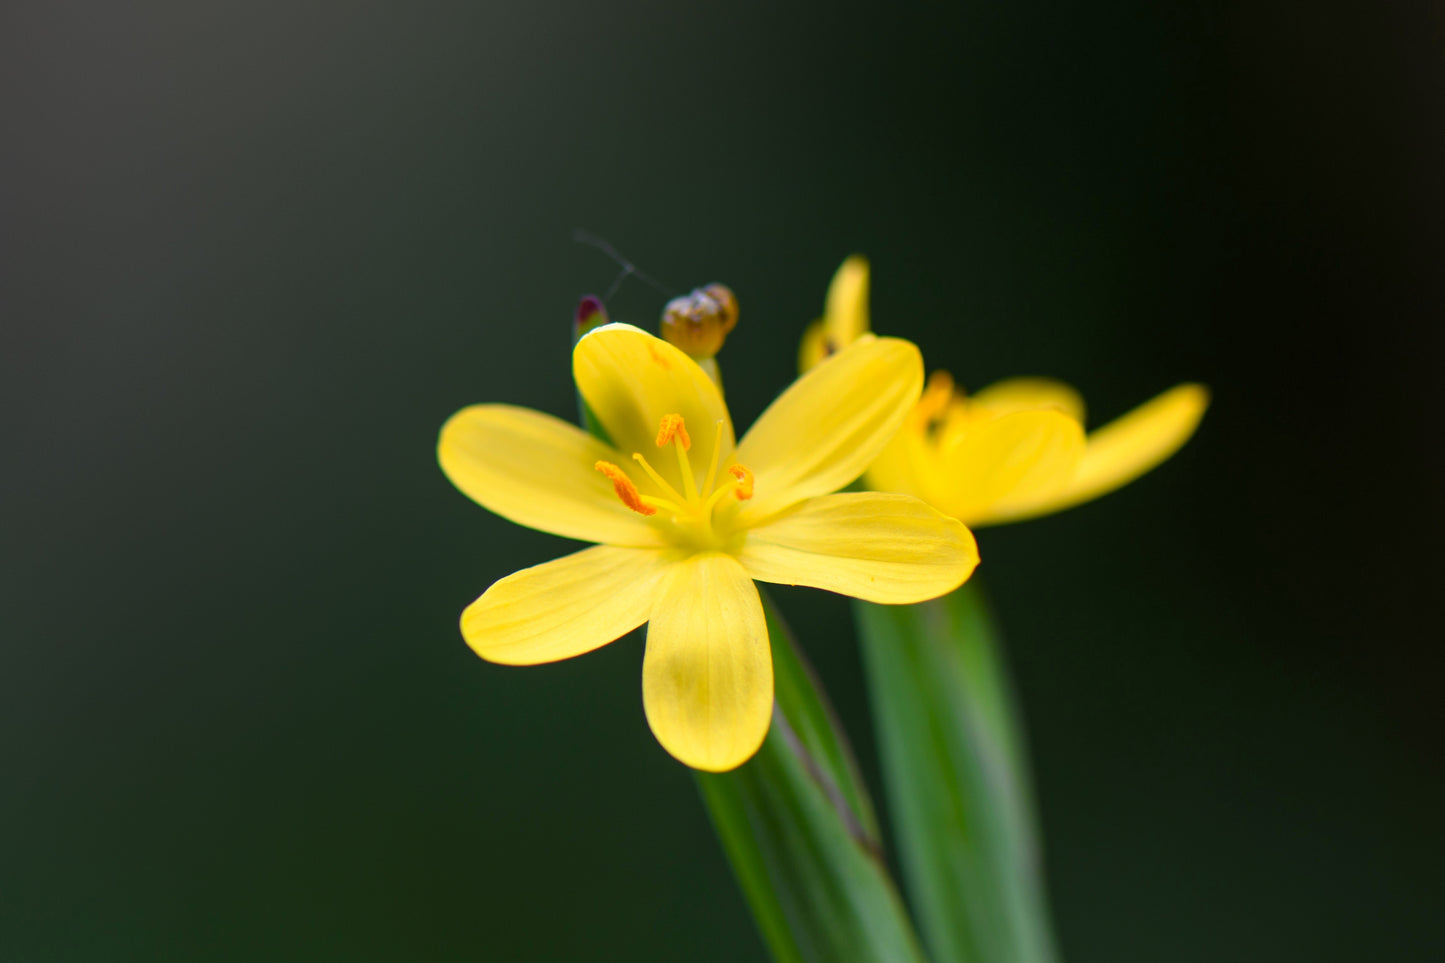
(439, 323), (978, 771)
(801, 257), (1209, 527)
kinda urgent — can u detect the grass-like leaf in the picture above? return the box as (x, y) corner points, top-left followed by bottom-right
(856, 583), (1060, 963)
(697, 593), (927, 963)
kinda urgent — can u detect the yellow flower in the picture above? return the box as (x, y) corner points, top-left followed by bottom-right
(439, 323), (979, 771)
(801, 257), (1209, 527)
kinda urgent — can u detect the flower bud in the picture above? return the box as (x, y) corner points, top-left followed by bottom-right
(574, 295), (610, 341)
(660, 284), (739, 360)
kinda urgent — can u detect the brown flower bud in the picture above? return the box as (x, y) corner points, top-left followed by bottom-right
(660, 284), (739, 360)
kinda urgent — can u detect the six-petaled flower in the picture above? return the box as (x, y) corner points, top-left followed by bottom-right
(439, 323), (978, 771)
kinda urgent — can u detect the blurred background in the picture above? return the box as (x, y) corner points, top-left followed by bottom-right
(4, 2), (1442, 960)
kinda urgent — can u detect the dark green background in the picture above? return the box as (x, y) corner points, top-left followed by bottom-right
(5, 2), (1441, 960)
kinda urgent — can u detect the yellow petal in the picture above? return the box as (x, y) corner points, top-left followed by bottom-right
(923, 410), (1087, 524)
(642, 553), (772, 772)
(462, 545), (672, 665)
(738, 493), (978, 604)
(862, 425), (926, 502)
(736, 336), (923, 523)
(983, 383), (1209, 524)
(863, 406), (1087, 526)
(969, 377), (1086, 424)
(797, 318), (829, 373)
(439, 404), (663, 547)
(573, 323), (734, 493)
(824, 254), (871, 348)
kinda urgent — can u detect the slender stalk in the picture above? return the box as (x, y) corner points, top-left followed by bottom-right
(856, 581), (1060, 963)
(696, 591), (928, 963)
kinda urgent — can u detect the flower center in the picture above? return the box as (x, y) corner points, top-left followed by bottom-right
(916, 370), (956, 438)
(595, 414), (753, 550)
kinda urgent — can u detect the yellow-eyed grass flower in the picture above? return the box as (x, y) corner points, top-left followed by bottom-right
(802, 256), (1209, 526)
(439, 323), (978, 771)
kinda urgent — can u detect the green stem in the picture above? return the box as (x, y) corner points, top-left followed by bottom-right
(696, 591), (928, 963)
(856, 581), (1060, 963)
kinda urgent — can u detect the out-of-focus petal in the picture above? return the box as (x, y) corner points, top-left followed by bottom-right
(970, 377), (1086, 424)
(798, 319), (829, 373)
(933, 410), (1086, 524)
(824, 255), (871, 349)
(984, 383), (1209, 524)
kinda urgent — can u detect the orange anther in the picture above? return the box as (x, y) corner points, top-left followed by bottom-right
(915, 369), (956, 431)
(595, 461), (656, 516)
(922, 370), (955, 410)
(728, 464), (754, 501)
(656, 413), (691, 451)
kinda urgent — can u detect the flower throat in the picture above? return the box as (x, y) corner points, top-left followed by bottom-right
(595, 414), (753, 549)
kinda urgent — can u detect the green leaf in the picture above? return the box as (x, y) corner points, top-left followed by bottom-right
(696, 592), (928, 963)
(855, 582), (1061, 963)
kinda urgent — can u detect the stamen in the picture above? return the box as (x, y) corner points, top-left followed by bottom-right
(631, 452), (685, 504)
(728, 464), (754, 501)
(655, 414), (691, 450)
(605, 414), (747, 535)
(916, 369), (957, 436)
(702, 479), (738, 514)
(657, 413), (698, 501)
(638, 493), (686, 516)
(595, 461), (656, 516)
(920, 370), (955, 413)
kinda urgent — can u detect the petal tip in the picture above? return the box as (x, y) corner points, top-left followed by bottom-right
(1179, 382), (1212, 413)
(657, 711), (773, 773)
(576, 320), (649, 341)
